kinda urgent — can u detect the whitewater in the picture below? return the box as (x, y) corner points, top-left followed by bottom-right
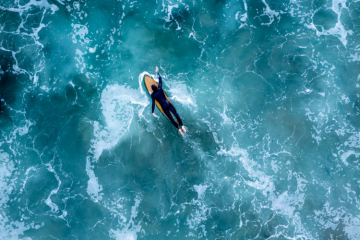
(1, 0), (360, 239)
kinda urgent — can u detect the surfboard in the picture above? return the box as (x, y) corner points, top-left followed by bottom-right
(143, 74), (179, 124)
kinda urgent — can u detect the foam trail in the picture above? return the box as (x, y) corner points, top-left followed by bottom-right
(86, 84), (149, 202)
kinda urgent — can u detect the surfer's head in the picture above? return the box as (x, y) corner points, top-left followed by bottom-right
(151, 85), (158, 92)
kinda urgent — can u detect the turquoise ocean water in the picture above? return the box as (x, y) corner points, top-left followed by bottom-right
(1, 0), (360, 239)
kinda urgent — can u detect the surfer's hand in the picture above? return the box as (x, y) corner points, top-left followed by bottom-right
(152, 113), (158, 118)
(155, 66), (159, 72)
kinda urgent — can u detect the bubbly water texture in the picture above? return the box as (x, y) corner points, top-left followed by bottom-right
(1, 0), (360, 239)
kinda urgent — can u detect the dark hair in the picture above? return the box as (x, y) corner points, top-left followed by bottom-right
(151, 85), (158, 92)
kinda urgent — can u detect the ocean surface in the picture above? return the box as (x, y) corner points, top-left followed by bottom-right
(1, 0), (360, 239)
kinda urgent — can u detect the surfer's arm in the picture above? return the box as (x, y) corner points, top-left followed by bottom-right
(151, 96), (155, 113)
(157, 72), (162, 89)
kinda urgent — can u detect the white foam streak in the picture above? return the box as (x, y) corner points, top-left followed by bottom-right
(54, 0), (65, 5)
(186, 187), (209, 236)
(72, 24), (90, 45)
(163, 4), (181, 30)
(0, 0), (58, 14)
(0, 152), (31, 239)
(0, 0), (56, 85)
(261, 0), (280, 26)
(109, 197), (142, 240)
(20, 166), (37, 194)
(0, 152), (14, 206)
(215, 104), (232, 125)
(218, 146), (311, 237)
(193, 184), (208, 199)
(166, 81), (197, 110)
(315, 202), (360, 239)
(44, 163), (61, 213)
(75, 49), (87, 73)
(345, 132), (360, 148)
(306, 0), (353, 47)
(340, 150), (360, 166)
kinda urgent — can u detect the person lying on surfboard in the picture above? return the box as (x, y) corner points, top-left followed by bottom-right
(151, 66), (187, 135)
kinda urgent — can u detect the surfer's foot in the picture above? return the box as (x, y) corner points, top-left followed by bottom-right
(178, 128), (184, 135)
(181, 126), (187, 133)
(156, 66), (159, 72)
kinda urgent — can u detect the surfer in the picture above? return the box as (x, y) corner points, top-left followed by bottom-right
(151, 66), (187, 135)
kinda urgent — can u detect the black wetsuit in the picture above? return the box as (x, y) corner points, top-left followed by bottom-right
(151, 73), (183, 129)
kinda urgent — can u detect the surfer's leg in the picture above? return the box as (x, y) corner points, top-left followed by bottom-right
(168, 105), (186, 133)
(168, 105), (183, 126)
(163, 106), (180, 129)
